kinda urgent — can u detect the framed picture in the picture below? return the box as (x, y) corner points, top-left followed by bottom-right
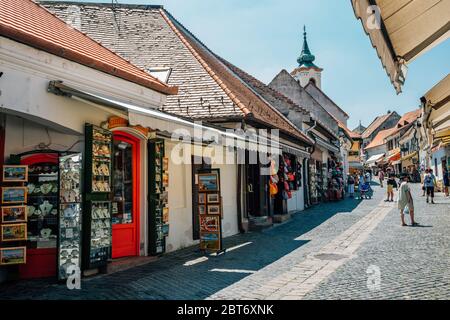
(200, 215), (220, 232)
(198, 193), (206, 204)
(2, 187), (28, 204)
(163, 207), (169, 223)
(3, 165), (28, 182)
(198, 205), (206, 215)
(162, 173), (169, 187)
(207, 193), (220, 204)
(0, 247), (26, 265)
(1, 223), (27, 242)
(200, 232), (220, 251)
(207, 205), (221, 215)
(198, 173), (219, 191)
(2, 205), (27, 223)
(163, 157), (169, 171)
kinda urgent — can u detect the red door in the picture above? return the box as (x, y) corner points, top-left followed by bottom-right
(112, 132), (140, 258)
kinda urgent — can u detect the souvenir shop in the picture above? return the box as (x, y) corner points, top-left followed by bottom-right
(326, 154), (345, 201)
(269, 152), (307, 214)
(309, 148), (326, 204)
(0, 109), (172, 281)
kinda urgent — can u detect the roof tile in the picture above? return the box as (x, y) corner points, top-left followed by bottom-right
(0, 0), (177, 95)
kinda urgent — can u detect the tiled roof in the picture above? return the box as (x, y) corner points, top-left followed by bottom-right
(305, 81), (349, 118)
(362, 112), (397, 139)
(364, 127), (397, 150)
(169, 13), (313, 145)
(42, 2), (313, 145)
(215, 58), (313, 144)
(0, 0), (177, 95)
(352, 123), (366, 134)
(397, 108), (422, 127)
(41, 2), (240, 120)
(269, 70), (340, 140)
(337, 121), (355, 141)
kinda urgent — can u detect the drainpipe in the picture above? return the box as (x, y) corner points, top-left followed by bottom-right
(237, 163), (244, 233)
(305, 118), (318, 137)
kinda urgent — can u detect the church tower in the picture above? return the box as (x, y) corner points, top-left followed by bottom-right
(291, 26), (323, 89)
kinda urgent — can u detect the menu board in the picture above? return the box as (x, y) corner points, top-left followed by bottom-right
(197, 169), (223, 252)
(58, 153), (82, 280)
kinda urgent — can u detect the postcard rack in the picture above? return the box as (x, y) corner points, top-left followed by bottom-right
(148, 139), (169, 255)
(197, 169), (223, 253)
(82, 124), (113, 270)
(0, 165), (29, 266)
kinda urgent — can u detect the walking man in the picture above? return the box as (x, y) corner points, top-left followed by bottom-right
(424, 168), (437, 204)
(379, 170), (385, 188)
(385, 173), (397, 202)
(398, 173), (417, 227)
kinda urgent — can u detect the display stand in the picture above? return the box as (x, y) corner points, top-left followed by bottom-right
(57, 154), (83, 281)
(82, 124), (113, 271)
(197, 168), (224, 254)
(0, 165), (28, 268)
(148, 139), (169, 255)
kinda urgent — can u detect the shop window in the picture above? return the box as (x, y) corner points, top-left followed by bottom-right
(112, 140), (133, 225)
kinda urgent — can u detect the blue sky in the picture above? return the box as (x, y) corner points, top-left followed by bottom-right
(53, 0), (449, 130)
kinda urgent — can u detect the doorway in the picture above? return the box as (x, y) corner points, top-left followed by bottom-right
(192, 156), (211, 240)
(111, 132), (140, 258)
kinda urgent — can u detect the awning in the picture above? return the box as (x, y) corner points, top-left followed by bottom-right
(312, 133), (340, 153)
(366, 153), (385, 166)
(48, 81), (282, 153)
(387, 150), (401, 163)
(281, 144), (311, 159)
(422, 74), (450, 149)
(352, 0), (450, 93)
(401, 151), (418, 162)
(349, 161), (364, 169)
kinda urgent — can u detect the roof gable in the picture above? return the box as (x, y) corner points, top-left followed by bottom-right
(1, 0), (176, 95)
(269, 70), (339, 139)
(167, 12), (312, 144)
(361, 111), (399, 139)
(364, 127), (397, 150)
(304, 81), (349, 119)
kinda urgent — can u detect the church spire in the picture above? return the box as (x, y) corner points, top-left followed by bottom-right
(297, 26), (317, 68)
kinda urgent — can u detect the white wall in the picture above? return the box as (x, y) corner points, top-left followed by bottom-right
(4, 115), (83, 159)
(431, 148), (446, 180)
(164, 141), (239, 253)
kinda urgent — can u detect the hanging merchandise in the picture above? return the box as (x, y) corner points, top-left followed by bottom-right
(148, 139), (169, 255)
(57, 153), (83, 281)
(83, 124), (113, 270)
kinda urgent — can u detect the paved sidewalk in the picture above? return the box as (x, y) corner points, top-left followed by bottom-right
(0, 188), (380, 299)
(304, 184), (450, 300)
(0, 184), (448, 300)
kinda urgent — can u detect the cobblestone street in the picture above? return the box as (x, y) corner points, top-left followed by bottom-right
(0, 184), (449, 300)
